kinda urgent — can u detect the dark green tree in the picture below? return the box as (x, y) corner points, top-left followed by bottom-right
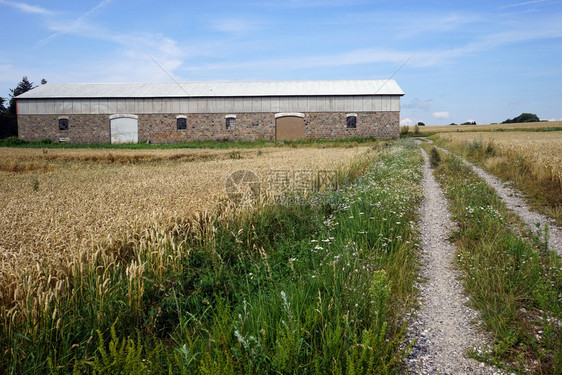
(502, 113), (540, 124)
(8, 76), (35, 115)
(0, 97), (6, 115)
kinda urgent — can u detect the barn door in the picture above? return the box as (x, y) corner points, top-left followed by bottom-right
(275, 114), (305, 141)
(110, 115), (138, 144)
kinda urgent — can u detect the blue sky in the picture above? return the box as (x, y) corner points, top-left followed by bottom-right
(1, 0), (561, 125)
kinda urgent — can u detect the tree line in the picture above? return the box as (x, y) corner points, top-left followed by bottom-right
(0, 76), (45, 139)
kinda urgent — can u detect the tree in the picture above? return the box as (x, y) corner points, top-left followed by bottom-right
(8, 76), (35, 115)
(502, 113), (540, 124)
(41, 78), (47, 85)
(417, 122), (425, 126)
(0, 97), (6, 115)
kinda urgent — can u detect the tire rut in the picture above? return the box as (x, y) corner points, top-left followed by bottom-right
(428, 140), (562, 257)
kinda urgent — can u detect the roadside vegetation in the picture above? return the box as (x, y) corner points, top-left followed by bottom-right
(0, 135), (379, 149)
(1, 141), (423, 374)
(432, 132), (562, 226)
(427, 146), (562, 373)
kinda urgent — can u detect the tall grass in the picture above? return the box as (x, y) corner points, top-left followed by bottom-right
(433, 132), (562, 225)
(0, 141), (423, 373)
(431, 150), (562, 373)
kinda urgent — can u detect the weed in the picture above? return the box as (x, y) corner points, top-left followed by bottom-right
(429, 147), (441, 168)
(229, 150), (242, 159)
(434, 152), (562, 373)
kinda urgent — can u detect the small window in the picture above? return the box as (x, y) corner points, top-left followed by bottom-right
(346, 115), (357, 129)
(226, 116), (236, 129)
(177, 117), (187, 130)
(59, 118), (69, 130)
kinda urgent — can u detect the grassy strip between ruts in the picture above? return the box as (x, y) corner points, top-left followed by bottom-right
(430, 135), (562, 226)
(1, 140), (423, 374)
(427, 146), (562, 374)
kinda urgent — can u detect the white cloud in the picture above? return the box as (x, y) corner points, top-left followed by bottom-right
(210, 18), (262, 33)
(400, 118), (413, 126)
(37, 0), (113, 46)
(403, 98), (432, 110)
(0, 0), (54, 15)
(499, 0), (547, 9)
(433, 111), (450, 119)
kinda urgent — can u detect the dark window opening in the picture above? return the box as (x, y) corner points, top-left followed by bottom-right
(177, 118), (187, 130)
(59, 118), (69, 130)
(346, 116), (357, 129)
(226, 117), (236, 129)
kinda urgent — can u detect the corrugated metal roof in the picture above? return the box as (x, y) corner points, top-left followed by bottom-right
(16, 80), (404, 99)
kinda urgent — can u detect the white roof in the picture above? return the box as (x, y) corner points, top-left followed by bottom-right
(17, 80), (404, 99)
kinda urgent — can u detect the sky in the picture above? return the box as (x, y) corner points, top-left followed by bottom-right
(1, 0), (561, 125)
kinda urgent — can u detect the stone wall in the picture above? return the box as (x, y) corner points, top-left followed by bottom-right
(19, 114), (111, 143)
(18, 111), (399, 143)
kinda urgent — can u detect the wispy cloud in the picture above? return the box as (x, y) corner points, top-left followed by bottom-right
(403, 98), (432, 110)
(210, 18), (263, 33)
(400, 118), (413, 126)
(499, 0), (547, 9)
(0, 0), (54, 15)
(258, 0), (368, 9)
(36, 0), (113, 46)
(433, 111), (450, 119)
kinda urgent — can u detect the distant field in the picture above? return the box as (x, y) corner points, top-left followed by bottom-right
(436, 131), (562, 186)
(423, 121), (562, 133)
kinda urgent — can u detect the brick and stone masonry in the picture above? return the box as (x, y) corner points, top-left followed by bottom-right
(18, 111), (399, 143)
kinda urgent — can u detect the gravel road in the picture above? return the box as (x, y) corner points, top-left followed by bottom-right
(405, 148), (504, 374)
(463, 160), (562, 257)
(428, 140), (562, 257)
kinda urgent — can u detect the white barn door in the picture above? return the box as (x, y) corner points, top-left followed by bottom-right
(110, 115), (138, 144)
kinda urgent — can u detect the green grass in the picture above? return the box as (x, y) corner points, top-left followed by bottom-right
(0, 136), (381, 149)
(1, 140), (423, 374)
(429, 148), (562, 373)
(432, 136), (562, 226)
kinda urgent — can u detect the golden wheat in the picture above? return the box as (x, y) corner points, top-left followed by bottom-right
(0, 146), (373, 324)
(423, 120), (562, 133)
(436, 131), (562, 187)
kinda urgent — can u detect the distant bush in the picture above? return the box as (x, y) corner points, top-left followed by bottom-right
(417, 122), (425, 126)
(461, 121), (477, 125)
(0, 136), (28, 146)
(502, 113), (540, 124)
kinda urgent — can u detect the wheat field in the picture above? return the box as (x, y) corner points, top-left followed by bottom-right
(0, 146), (372, 322)
(435, 131), (562, 187)
(423, 120), (562, 133)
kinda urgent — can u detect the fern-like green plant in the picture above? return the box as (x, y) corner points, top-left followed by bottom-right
(89, 322), (146, 374)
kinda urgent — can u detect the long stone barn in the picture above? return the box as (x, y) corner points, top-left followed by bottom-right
(15, 80), (404, 144)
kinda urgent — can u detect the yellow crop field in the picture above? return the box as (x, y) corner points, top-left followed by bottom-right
(435, 131), (562, 188)
(423, 120), (562, 133)
(0, 146), (372, 321)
